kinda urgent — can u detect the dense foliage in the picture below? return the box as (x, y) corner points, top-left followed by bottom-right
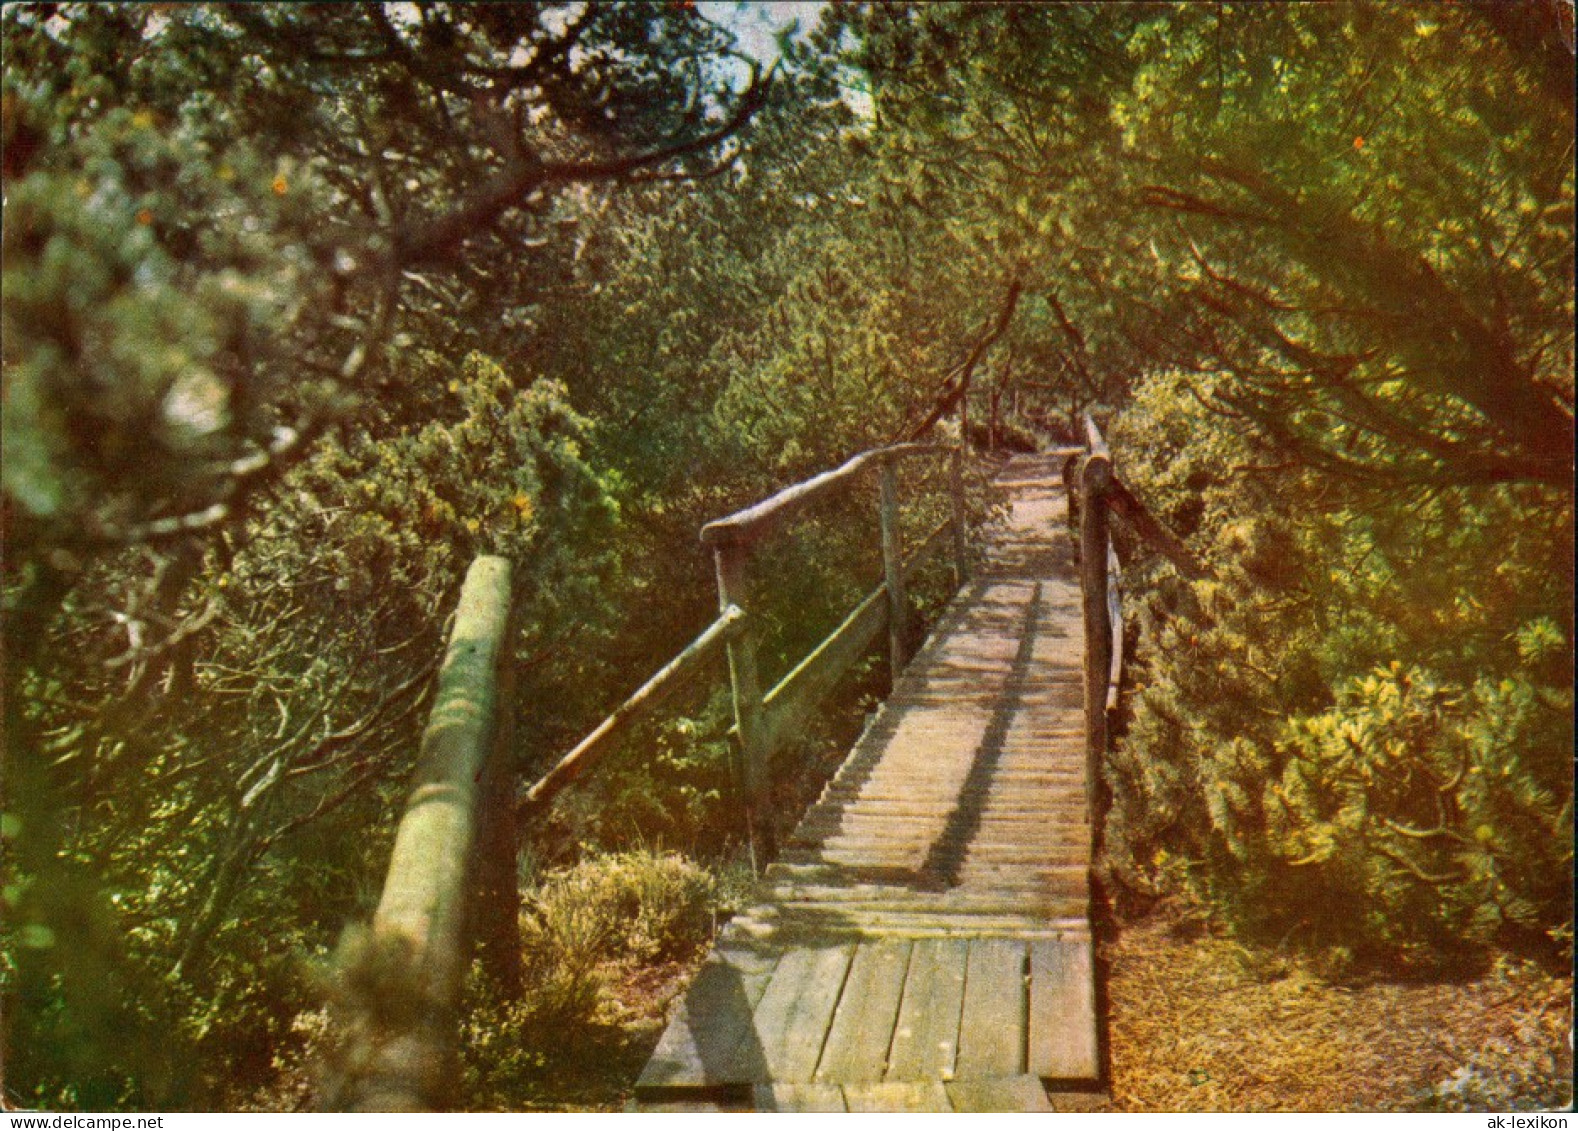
(3, 0), (1571, 1110)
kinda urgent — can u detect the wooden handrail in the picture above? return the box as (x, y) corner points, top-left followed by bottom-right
(1077, 415), (1116, 815)
(704, 440), (967, 866)
(1075, 412), (1209, 810)
(517, 605), (745, 820)
(757, 518), (954, 756)
(1105, 478), (1210, 581)
(327, 555), (517, 1112)
(700, 442), (949, 546)
(503, 441), (970, 868)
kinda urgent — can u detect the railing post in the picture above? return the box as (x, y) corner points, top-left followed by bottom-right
(1105, 542), (1123, 712)
(326, 555), (513, 1112)
(879, 459), (908, 687)
(1061, 451), (1081, 539)
(1078, 440), (1113, 819)
(950, 399), (970, 583)
(713, 539), (774, 871)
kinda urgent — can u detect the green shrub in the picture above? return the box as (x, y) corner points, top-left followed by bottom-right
(1106, 369), (1574, 970)
(524, 850), (717, 968)
(459, 849), (723, 1108)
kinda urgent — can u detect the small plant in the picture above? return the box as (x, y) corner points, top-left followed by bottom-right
(460, 849), (725, 1108)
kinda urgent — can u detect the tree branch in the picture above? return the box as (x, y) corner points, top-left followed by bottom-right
(390, 63), (773, 268)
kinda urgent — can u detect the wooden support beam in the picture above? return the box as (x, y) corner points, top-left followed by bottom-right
(950, 443), (969, 582)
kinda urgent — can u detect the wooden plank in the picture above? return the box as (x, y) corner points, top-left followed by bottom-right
(800, 803), (1088, 825)
(885, 937), (967, 1081)
(763, 906), (1091, 931)
(955, 938), (1027, 1078)
(764, 884), (1087, 913)
(798, 825), (1085, 848)
(844, 1081), (953, 1112)
(636, 938), (781, 1092)
(1028, 936), (1099, 1081)
(737, 913), (1084, 940)
(814, 939), (911, 1083)
(749, 942), (857, 1083)
(752, 1083), (847, 1112)
(802, 797), (1089, 820)
(945, 1076), (1054, 1112)
(765, 860), (1089, 890)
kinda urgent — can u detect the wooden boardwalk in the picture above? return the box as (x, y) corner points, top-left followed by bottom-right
(636, 452), (1098, 1112)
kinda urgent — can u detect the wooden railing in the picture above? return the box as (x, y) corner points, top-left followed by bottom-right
(1070, 411), (1209, 813)
(700, 442), (967, 866)
(325, 556), (520, 1111)
(1074, 415), (1121, 814)
(325, 441), (968, 1109)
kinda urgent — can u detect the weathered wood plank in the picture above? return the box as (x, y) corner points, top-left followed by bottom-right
(749, 942), (857, 1083)
(761, 890), (1089, 920)
(885, 937), (967, 1081)
(955, 938), (1027, 1078)
(736, 912), (1085, 940)
(945, 1076), (1054, 1112)
(797, 823), (1089, 846)
(752, 1083), (847, 1112)
(802, 796), (1089, 820)
(814, 940), (911, 1083)
(844, 1081), (953, 1112)
(765, 860), (1090, 893)
(635, 938), (781, 1092)
(1028, 936), (1099, 1082)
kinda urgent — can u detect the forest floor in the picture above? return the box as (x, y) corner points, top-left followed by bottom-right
(1098, 899), (1572, 1112)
